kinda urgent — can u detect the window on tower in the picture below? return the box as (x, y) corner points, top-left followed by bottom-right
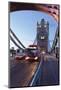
(44, 24), (47, 28)
(40, 36), (45, 39)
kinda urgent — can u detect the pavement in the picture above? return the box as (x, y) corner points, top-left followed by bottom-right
(40, 54), (59, 86)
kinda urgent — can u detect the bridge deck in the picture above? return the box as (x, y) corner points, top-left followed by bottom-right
(9, 54), (59, 87)
(10, 60), (39, 88)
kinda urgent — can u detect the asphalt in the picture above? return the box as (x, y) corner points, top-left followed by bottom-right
(9, 54), (59, 88)
(9, 60), (39, 88)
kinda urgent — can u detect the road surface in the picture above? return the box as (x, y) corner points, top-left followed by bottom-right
(9, 54), (59, 87)
(10, 60), (39, 88)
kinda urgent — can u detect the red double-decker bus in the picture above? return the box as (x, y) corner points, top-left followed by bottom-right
(25, 45), (39, 62)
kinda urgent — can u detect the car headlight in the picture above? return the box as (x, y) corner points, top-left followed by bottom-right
(25, 57), (30, 60)
(35, 57), (38, 60)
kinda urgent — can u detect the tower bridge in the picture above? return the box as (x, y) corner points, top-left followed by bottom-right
(9, 2), (59, 88)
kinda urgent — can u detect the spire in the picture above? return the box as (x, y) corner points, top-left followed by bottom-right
(37, 21), (39, 26)
(41, 18), (45, 26)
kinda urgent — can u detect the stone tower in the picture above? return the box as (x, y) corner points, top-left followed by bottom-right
(37, 19), (49, 53)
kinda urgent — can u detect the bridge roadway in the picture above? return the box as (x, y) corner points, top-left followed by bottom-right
(10, 59), (39, 88)
(10, 54), (59, 88)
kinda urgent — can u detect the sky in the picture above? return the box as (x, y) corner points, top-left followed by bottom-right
(10, 10), (58, 49)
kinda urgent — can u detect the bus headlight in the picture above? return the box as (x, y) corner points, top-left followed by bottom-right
(25, 56), (30, 60)
(35, 57), (38, 60)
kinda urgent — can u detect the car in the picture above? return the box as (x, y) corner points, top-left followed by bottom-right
(15, 56), (25, 60)
(15, 54), (26, 60)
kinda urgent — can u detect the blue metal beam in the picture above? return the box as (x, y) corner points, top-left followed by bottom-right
(10, 28), (26, 49)
(10, 35), (24, 50)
